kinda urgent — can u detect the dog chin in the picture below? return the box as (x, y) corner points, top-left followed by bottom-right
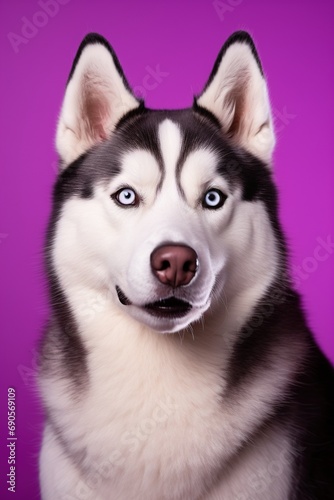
(128, 305), (207, 334)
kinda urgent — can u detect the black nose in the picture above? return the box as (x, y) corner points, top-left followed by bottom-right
(150, 245), (198, 288)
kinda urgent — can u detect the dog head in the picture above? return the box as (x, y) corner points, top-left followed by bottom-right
(50, 32), (283, 334)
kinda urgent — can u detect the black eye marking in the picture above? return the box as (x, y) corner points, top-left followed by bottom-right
(202, 189), (227, 209)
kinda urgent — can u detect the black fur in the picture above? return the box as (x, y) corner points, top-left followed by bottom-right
(291, 348), (334, 499)
(39, 178), (89, 387)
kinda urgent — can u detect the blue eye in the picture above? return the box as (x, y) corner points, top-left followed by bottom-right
(202, 189), (227, 209)
(112, 187), (139, 207)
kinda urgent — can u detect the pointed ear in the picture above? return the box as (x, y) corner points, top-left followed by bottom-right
(195, 31), (275, 165)
(56, 33), (141, 167)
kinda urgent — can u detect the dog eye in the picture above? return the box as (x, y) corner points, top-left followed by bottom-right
(202, 189), (227, 209)
(112, 187), (139, 207)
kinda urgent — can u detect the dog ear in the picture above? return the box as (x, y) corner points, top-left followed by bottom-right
(195, 31), (275, 165)
(56, 33), (141, 167)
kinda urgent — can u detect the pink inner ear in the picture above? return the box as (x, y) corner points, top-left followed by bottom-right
(84, 91), (111, 141)
(223, 69), (250, 138)
(82, 75), (111, 142)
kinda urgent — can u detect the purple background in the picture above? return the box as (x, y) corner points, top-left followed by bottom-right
(1, 0), (333, 498)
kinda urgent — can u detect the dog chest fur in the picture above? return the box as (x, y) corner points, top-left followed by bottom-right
(40, 300), (300, 500)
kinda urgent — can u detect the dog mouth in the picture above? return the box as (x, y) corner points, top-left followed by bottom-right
(116, 286), (192, 318)
(144, 297), (192, 318)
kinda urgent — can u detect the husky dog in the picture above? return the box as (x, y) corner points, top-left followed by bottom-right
(39, 31), (334, 499)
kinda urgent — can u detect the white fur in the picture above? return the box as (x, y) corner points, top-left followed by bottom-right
(158, 119), (183, 181)
(197, 41), (275, 164)
(180, 148), (231, 206)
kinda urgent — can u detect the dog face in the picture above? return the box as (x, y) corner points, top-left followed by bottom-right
(50, 32), (281, 333)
